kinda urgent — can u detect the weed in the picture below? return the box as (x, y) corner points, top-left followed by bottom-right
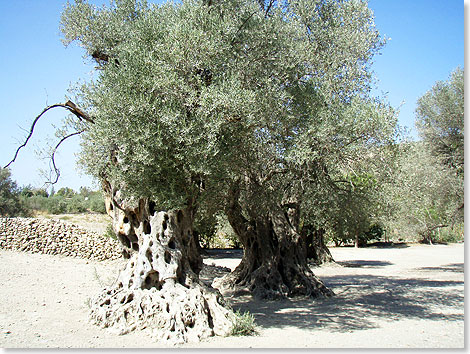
(103, 223), (117, 240)
(93, 267), (104, 287)
(231, 309), (257, 336)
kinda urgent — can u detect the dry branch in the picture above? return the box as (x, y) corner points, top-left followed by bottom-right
(4, 101), (93, 170)
(47, 130), (86, 185)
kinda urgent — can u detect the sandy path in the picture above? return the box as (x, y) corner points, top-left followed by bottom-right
(0, 243), (464, 348)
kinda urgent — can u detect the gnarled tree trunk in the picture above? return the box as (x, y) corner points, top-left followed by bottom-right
(89, 183), (234, 344)
(214, 183), (333, 300)
(302, 226), (335, 265)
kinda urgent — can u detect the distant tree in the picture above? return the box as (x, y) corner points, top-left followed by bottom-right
(34, 188), (49, 198)
(79, 186), (92, 197)
(416, 67), (464, 176)
(386, 142), (463, 243)
(55, 187), (76, 198)
(327, 173), (381, 247)
(20, 185), (34, 198)
(0, 168), (29, 217)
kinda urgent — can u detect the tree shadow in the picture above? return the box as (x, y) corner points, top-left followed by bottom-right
(366, 242), (410, 248)
(202, 248), (243, 259)
(200, 264), (231, 286)
(337, 260), (394, 268)
(228, 274), (464, 333)
(417, 263), (464, 273)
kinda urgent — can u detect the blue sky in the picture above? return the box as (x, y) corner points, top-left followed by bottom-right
(0, 0), (465, 192)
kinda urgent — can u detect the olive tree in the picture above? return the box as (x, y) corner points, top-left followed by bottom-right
(416, 67), (464, 176)
(385, 141), (463, 243)
(55, 0), (397, 340)
(0, 168), (30, 217)
(382, 68), (465, 244)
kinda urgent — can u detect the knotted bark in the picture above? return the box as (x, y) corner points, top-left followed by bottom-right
(303, 226), (335, 265)
(214, 183), (333, 300)
(89, 183), (234, 344)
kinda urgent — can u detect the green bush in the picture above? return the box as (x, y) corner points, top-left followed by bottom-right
(231, 310), (257, 336)
(46, 196), (68, 214)
(361, 224), (385, 244)
(0, 168), (30, 217)
(20, 187), (106, 215)
(430, 223), (464, 244)
(103, 223), (117, 240)
(87, 192), (106, 213)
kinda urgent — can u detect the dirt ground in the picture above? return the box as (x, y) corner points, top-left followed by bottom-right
(0, 242), (464, 348)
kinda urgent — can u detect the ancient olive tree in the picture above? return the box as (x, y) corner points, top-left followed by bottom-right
(60, 0), (270, 342)
(57, 0), (398, 338)
(210, 1), (397, 296)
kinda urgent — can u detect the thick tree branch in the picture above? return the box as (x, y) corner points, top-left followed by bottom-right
(4, 101), (93, 169)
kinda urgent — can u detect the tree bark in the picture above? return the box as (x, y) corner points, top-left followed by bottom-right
(214, 183), (333, 300)
(302, 226), (335, 265)
(90, 183), (234, 344)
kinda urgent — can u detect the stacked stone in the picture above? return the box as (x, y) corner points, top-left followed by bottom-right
(0, 217), (122, 261)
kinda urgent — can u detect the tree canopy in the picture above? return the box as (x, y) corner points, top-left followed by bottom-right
(415, 67), (464, 176)
(61, 0), (395, 215)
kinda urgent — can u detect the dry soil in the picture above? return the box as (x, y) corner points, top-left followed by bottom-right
(0, 242), (464, 348)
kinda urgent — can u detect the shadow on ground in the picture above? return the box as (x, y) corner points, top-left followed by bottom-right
(203, 249), (244, 259)
(365, 242), (410, 249)
(417, 263), (464, 273)
(337, 260), (393, 268)
(227, 274), (464, 333)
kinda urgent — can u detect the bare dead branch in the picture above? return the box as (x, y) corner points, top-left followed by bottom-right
(46, 130), (85, 186)
(4, 101), (93, 169)
(264, 0), (275, 17)
(64, 100), (95, 124)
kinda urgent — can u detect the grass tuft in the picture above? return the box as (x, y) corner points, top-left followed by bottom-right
(231, 309), (257, 336)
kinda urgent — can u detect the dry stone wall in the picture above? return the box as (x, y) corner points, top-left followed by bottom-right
(0, 217), (122, 261)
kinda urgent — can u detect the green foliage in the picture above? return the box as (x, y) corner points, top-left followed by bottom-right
(46, 195), (69, 214)
(87, 192), (107, 213)
(430, 223), (464, 244)
(195, 211), (239, 248)
(416, 67), (464, 176)
(230, 310), (257, 336)
(56, 187), (76, 198)
(20, 186), (106, 215)
(317, 169), (385, 247)
(60, 0), (393, 216)
(0, 168), (30, 217)
(383, 141), (463, 243)
(103, 223), (117, 240)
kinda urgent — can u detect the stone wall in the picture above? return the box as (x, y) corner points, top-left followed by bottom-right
(0, 217), (122, 261)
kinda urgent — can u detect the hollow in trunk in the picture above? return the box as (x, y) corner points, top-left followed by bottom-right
(89, 184), (234, 344)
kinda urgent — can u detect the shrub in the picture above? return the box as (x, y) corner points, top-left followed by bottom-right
(430, 223), (464, 244)
(46, 196), (68, 214)
(87, 192), (106, 213)
(103, 223), (117, 240)
(0, 168), (30, 217)
(231, 310), (257, 336)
